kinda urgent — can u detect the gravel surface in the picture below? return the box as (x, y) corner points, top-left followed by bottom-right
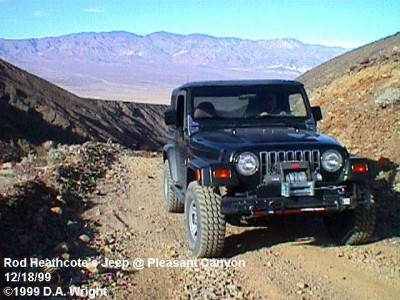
(1, 143), (399, 299)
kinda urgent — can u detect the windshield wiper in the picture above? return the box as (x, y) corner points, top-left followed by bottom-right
(255, 113), (294, 119)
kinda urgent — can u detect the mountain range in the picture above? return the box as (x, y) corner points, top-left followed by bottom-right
(0, 31), (346, 103)
(0, 32), (398, 186)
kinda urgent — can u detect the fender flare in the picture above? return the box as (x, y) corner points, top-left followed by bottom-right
(338, 157), (375, 182)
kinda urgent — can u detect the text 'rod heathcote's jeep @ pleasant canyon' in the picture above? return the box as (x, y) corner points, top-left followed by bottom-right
(163, 80), (376, 258)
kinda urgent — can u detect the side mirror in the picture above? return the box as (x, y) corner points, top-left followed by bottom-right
(164, 109), (177, 125)
(311, 106), (323, 121)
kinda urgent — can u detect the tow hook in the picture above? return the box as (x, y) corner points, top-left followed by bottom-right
(244, 206), (267, 220)
(249, 205), (254, 214)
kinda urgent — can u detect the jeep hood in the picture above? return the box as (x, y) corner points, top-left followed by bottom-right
(190, 127), (343, 155)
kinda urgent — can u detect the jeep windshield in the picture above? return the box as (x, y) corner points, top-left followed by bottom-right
(191, 85), (310, 124)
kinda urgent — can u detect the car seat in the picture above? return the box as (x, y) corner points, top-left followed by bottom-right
(194, 102), (218, 118)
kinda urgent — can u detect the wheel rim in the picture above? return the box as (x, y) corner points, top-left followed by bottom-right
(188, 199), (198, 239)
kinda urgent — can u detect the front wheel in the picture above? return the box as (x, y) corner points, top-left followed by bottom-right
(324, 192), (376, 245)
(184, 181), (226, 257)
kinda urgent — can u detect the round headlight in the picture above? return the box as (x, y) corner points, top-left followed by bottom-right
(235, 152), (259, 176)
(321, 150), (343, 172)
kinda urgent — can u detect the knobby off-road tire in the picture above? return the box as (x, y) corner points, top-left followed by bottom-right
(163, 160), (184, 213)
(324, 193), (376, 245)
(185, 181), (226, 258)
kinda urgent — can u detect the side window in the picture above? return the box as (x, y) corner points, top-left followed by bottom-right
(176, 94), (185, 128)
(288, 93), (307, 116)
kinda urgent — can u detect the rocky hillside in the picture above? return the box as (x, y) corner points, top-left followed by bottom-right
(298, 33), (400, 177)
(0, 31), (346, 102)
(1, 142), (399, 300)
(0, 58), (167, 161)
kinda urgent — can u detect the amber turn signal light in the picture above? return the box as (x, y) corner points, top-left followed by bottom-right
(196, 169), (202, 181)
(352, 163), (369, 174)
(213, 168), (232, 180)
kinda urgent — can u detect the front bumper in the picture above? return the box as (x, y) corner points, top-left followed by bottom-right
(221, 194), (357, 216)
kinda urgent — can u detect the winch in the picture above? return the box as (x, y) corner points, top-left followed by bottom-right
(285, 171), (308, 183)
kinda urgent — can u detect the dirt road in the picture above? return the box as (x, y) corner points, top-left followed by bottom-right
(89, 151), (400, 300)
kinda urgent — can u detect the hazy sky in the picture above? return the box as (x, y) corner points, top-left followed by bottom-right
(0, 0), (398, 48)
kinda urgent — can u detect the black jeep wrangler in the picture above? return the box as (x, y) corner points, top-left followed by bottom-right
(163, 80), (375, 258)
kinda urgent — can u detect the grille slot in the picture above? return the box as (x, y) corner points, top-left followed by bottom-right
(260, 150), (320, 182)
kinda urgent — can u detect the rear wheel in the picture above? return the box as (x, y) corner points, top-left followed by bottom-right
(163, 160), (184, 213)
(184, 181), (226, 257)
(324, 191), (376, 245)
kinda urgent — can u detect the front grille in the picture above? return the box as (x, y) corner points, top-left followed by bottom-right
(260, 150), (320, 182)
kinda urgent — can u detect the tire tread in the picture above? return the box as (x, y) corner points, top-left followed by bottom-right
(163, 161), (184, 213)
(186, 181), (226, 257)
